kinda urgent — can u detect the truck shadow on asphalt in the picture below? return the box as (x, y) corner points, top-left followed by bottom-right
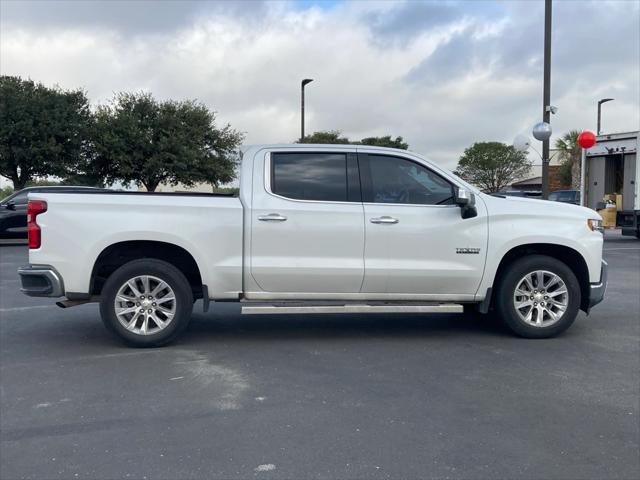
(178, 310), (513, 345)
(5, 309), (519, 353)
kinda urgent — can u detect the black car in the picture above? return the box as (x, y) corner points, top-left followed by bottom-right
(548, 190), (580, 205)
(0, 186), (107, 239)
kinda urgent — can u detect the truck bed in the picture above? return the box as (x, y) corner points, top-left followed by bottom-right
(28, 191), (244, 299)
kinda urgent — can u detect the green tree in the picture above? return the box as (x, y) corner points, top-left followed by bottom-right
(455, 142), (531, 193)
(91, 92), (243, 191)
(298, 130), (409, 149)
(0, 76), (92, 189)
(555, 130), (581, 189)
(360, 135), (408, 149)
(298, 130), (351, 144)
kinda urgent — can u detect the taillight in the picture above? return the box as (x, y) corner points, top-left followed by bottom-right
(27, 200), (47, 249)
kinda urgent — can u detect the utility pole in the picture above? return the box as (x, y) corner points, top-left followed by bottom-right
(541, 0), (552, 200)
(301, 79), (313, 141)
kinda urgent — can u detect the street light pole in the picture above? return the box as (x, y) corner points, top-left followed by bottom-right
(541, 0), (552, 200)
(301, 78), (313, 141)
(597, 98), (614, 135)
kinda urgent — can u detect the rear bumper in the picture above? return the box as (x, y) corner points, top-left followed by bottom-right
(17, 265), (65, 297)
(588, 260), (608, 311)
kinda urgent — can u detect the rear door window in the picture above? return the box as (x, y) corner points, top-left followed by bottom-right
(271, 152), (351, 202)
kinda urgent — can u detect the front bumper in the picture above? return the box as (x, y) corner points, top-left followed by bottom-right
(588, 260), (608, 310)
(18, 265), (65, 297)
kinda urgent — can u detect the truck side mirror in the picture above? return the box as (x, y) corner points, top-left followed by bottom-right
(5, 201), (16, 211)
(454, 188), (477, 219)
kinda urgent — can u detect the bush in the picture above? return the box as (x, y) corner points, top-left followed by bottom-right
(26, 179), (61, 187)
(0, 185), (14, 200)
(212, 187), (239, 196)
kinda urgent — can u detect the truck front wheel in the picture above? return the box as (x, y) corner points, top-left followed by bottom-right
(495, 255), (581, 338)
(99, 259), (193, 347)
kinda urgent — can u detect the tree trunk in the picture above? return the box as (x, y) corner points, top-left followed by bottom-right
(143, 179), (160, 192)
(10, 168), (28, 190)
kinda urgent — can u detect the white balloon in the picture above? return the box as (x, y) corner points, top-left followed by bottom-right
(513, 134), (531, 152)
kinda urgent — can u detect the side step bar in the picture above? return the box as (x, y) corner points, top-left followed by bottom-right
(241, 304), (463, 315)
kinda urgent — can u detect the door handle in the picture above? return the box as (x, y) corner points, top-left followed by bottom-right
(370, 216), (399, 224)
(258, 213), (287, 222)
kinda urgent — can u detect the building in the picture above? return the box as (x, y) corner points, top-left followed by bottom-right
(584, 131), (638, 211)
(508, 149), (568, 193)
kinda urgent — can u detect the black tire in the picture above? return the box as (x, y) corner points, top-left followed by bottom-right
(495, 255), (581, 339)
(99, 258), (193, 347)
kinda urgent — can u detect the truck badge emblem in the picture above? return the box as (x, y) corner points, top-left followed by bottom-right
(456, 248), (481, 254)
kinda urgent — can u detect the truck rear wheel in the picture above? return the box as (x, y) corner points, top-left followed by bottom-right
(99, 259), (193, 347)
(495, 255), (581, 338)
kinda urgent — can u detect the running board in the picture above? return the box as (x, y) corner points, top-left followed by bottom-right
(241, 304), (463, 315)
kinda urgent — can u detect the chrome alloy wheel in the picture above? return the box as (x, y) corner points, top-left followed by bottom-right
(513, 270), (569, 327)
(114, 275), (176, 335)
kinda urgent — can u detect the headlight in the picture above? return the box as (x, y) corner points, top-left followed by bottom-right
(588, 218), (603, 232)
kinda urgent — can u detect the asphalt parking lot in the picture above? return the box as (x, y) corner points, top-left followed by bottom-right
(1, 233), (638, 480)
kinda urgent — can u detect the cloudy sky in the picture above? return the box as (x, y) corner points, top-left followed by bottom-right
(1, 0), (638, 170)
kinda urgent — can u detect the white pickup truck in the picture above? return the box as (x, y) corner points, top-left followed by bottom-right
(18, 144), (607, 346)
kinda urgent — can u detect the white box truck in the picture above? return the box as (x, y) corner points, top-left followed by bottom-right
(585, 131), (639, 238)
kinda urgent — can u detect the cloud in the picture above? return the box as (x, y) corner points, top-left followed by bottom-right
(365, 0), (505, 46)
(0, 0), (269, 34)
(0, 0), (638, 171)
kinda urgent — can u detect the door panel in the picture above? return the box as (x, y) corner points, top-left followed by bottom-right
(359, 153), (488, 296)
(588, 156), (606, 209)
(362, 203), (488, 295)
(250, 152), (365, 293)
(623, 153), (636, 210)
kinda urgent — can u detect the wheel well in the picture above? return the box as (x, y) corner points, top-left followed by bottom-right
(91, 241), (203, 298)
(493, 244), (590, 311)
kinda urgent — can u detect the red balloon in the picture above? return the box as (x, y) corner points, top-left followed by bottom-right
(577, 131), (596, 149)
